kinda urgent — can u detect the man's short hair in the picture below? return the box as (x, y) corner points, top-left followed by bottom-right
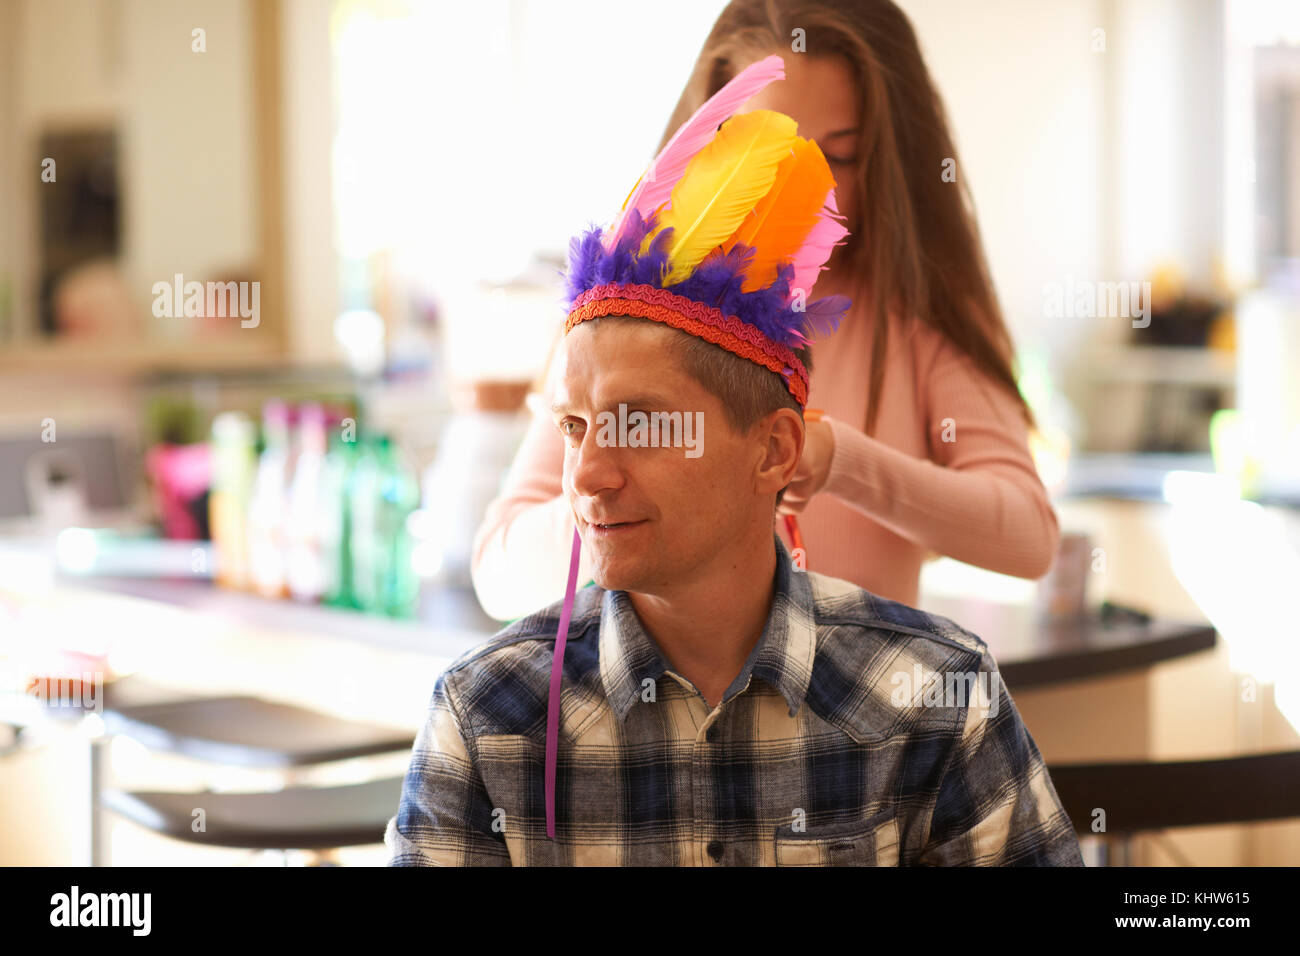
(585, 315), (813, 508)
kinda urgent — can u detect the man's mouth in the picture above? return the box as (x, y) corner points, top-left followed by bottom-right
(586, 519), (647, 535)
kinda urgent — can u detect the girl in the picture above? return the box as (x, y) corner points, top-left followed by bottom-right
(472, 0), (1057, 618)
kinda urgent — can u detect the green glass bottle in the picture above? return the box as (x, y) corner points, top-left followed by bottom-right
(348, 435), (384, 614)
(321, 431), (358, 609)
(377, 436), (421, 618)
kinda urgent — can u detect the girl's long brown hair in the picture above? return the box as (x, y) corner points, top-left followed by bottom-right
(656, 0), (1033, 434)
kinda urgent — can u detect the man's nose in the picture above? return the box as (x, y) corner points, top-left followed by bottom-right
(567, 428), (626, 499)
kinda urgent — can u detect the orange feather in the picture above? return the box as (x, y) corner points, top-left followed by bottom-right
(723, 137), (836, 291)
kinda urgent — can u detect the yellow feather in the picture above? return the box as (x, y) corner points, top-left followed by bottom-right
(649, 110), (799, 285)
(618, 171), (643, 215)
(725, 137), (835, 291)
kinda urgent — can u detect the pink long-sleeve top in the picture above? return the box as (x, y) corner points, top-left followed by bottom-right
(470, 302), (1059, 621)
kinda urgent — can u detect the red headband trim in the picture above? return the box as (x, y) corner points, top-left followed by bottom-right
(565, 283), (810, 407)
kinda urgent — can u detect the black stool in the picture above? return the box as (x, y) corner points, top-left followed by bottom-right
(102, 695), (414, 767)
(94, 677), (414, 864)
(101, 776), (404, 851)
(1048, 749), (1300, 865)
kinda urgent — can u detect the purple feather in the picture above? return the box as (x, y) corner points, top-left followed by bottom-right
(562, 209), (851, 351)
(800, 294), (852, 338)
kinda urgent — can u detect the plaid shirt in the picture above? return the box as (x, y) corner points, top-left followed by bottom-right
(387, 534), (1083, 866)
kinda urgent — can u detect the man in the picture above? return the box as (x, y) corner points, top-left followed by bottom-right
(386, 54), (1082, 866)
(385, 313), (1082, 865)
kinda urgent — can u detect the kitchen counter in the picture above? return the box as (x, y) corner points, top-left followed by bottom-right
(61, 573), (499, 660)
(1063, 452), (1300, 508)
(70, 571), (1218, 692)
(921, 595), (1216, 690)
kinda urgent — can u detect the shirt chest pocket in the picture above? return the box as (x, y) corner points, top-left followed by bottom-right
(773, 811), (900, 866)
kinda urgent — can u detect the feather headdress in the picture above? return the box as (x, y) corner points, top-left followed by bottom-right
(546, 54), (851, 838)
(561, 52), (851, 406)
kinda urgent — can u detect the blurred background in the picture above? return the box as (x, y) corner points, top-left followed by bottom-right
(0, 0), (1298, 866)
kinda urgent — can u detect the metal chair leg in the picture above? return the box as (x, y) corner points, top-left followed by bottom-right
(90, 734), (107, 867)
(1103, 833), (1134, 866)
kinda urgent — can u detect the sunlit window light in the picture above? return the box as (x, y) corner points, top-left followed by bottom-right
(1163, 470), (1300, 732)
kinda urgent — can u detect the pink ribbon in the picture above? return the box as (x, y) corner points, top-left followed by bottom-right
(545, 527), (583, 839)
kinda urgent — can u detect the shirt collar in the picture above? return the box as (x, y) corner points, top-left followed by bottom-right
(598, 532), (817, 721)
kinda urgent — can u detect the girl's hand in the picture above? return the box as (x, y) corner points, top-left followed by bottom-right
(777, 417), (834, 515)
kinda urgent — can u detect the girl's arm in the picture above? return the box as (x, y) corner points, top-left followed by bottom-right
(821, 324), (1059, 579)
(470, 394), (595, 622)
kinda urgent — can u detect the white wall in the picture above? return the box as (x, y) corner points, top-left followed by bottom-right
(899, 0), (1230, 356)
(282, 0), (339, 365)
(1109, 0), (1225, 288)
(3, 0), (258, 342)
(120, 0), (257, 340)
(0, 0), (16, 342)
(897, 0), (1107, 356)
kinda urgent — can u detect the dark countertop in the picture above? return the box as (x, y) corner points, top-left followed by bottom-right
(1062, 452), (1300, 508)
(59, 573), (500, 660)
(919, 594), (1217, 690)
(62, 572), (1217, 692)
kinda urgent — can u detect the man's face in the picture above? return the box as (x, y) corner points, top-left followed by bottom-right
(550, 320), (763, 593)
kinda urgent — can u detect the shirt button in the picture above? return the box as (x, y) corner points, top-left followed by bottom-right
(706, 840), (724, 861)
(706, 727), (717, 742)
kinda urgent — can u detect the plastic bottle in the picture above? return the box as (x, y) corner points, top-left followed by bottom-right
(286, 403), (329, 601)
(209, 411), (257, 590)
(247, 400), (295, 598)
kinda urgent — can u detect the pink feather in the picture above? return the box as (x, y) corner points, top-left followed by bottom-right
(787, 185), (850, 300)
(602, 54), (787, 252)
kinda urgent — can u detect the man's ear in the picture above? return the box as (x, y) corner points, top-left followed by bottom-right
(754, 408), (804, 497)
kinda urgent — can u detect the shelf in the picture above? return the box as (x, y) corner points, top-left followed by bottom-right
(0, 337), (291, 375)
(1082, 345), (1237, 387)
